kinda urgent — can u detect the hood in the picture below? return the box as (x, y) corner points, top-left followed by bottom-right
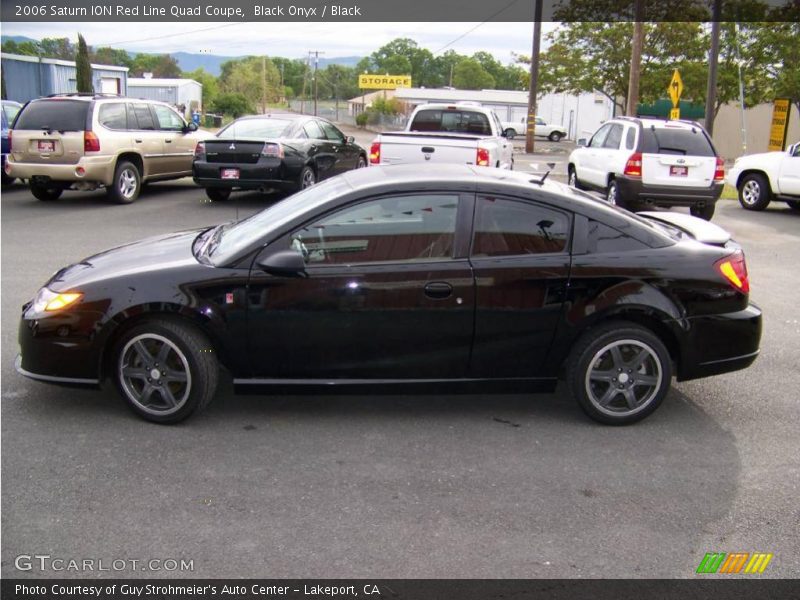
(46, 229), (205, 291)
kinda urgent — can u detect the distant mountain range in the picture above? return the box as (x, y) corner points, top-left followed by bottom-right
(1, 36), (362, 76)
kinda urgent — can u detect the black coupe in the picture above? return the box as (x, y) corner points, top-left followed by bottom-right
(17, 165), (761, 424)
(193, 113), (367, 202)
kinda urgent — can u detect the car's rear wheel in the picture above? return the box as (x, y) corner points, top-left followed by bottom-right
(2, 171), (15, 186)
(606, 179), (628, 209)
(690, 203), (716, 220)
(504, 129), (516, 140)
(114, 319), (218, 424)
(297, 165), (316, 190)
(738, 173), (770, 211)
(567, 322), (672, 425)
(30, 182), (63, 201)
(356, 155), (367, 169)
(107, 161), (142, 204)
(549, 131), (563, 142)
(205, 188), (231, 202)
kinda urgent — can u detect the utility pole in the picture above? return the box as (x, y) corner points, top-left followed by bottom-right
(626, 1), (644, 117)
(261, 55), (267, 114)
(704, 0), (722, 135)
(311, 50), (325, 117)
(300, 52), (311, 115)
(525, 0), (543, 154)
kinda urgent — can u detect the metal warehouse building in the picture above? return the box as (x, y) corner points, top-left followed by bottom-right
(0, 52), (128, 103)
(127, 78), (202, 118)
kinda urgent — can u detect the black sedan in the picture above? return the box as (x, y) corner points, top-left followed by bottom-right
(193, 113), (367, 201)
(17, 165), (761, 425)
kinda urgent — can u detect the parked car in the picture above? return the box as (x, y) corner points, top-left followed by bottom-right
(1, 100), (22, 185)
(369, 102), (513, 170)
(193, 113), (367, 202)
(4, 93), (207, 203)
(568, 117), (725, 220)
(501, 116), (567, 142)
(16, 164), (761, 425)
(726, 141), (800, 211)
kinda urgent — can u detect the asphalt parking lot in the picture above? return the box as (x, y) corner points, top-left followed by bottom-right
(1, 173), (798, 579)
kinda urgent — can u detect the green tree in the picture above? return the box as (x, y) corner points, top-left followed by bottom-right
(182, 67), (219, 111)
(130, 53), (181, 78)
(367, 38), (435, 87)
(218, 56), (281, 113)
(210, 92), (252, 118)
(748, 21), (800, 113)
(75, 33), (93, 93)
(92, 46), (132, 69)
(452, 58), (495, 90)
(40, 37), (75, 60)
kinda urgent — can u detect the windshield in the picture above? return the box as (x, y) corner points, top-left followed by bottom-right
(208, 176), (353, 265)
(14, 99), (89, 131)
(218, 118), (294, 139)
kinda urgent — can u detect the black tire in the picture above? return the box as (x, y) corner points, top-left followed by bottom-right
(296, 164), (316, 191)
(786, 199), (800, 212)
(737, 173), (771, 211)
(113, 318), (218, 424)
(606, 179), (628, 209)
(30, 182), (63, 201)
(205, 188), (231, 202)
(1, 171), (15, 186)
(504, 129), (516, 140)
(566, 321), (672, 425)
(568, 166), (584, 190)
(690, 203), (716, 220)
(355, 155), (367, 169)
(107, 160), (142, 204)
(549, 131), (563, 142)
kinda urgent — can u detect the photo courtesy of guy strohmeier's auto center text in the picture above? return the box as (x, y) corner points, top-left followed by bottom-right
(1, 0), (799, 598)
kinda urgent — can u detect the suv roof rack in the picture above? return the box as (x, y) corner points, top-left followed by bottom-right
(45, 92), (122, 99)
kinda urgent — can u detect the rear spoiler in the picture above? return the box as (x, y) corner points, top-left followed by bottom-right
(638, 211), (731, 245)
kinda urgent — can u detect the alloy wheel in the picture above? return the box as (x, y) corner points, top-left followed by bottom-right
(119, 334), (191, 416)
(742, 180), (760, 206)
(119, 168), (138, 200)
(584, 339), (663, 417)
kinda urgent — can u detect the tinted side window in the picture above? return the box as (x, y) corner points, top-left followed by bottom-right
(98, 103), (127, 130)
(291, 194), (459, 265)
(320, 121), (344, 142)
(625, 127), (636, 150)
(152, 105), (185, 131)
(589, 124), (611, 148)
(15, 100), (88, 131)
(472, 196), (569, 257)
(588, 220), (649, 253)
(131, 104), (156, 130)
(603, 124), (623, 149)
(303, 120), (324, 139)
(639, 127), (715, 156)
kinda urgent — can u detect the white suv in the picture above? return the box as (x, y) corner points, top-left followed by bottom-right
(568, 117), (724, 220)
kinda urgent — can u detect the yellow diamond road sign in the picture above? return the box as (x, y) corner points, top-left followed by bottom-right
(669, 69), (683, 108)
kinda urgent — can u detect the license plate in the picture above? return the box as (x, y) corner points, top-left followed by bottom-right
(38, 140), (55, 153)
(670, 165), (688, 177)
(221, 168), (239, 180)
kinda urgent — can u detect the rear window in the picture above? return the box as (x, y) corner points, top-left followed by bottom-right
(14, 100), (89, 131)
(409, 109), (491, 135)
(640, 127), (714, 156)
(219, 118), (293, 139)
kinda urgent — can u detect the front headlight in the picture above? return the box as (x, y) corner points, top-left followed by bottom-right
(31, 287), (83, 316)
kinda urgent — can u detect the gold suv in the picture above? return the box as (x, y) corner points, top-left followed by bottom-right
(5, 93), (208, 203)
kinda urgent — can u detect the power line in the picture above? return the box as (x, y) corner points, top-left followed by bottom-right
(102, 23), (245, 48)
(431, 0), (523, 56)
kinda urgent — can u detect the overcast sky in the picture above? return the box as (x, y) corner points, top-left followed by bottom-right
(1, 21), (558, 62)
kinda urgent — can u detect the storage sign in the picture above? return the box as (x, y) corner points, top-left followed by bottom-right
(768, 98), (792, 151)
(359, 75), (412, 90)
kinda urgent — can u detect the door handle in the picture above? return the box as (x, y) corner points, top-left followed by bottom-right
(165, 139), (172, 143)
(135, 139), (143, 143)
(421, 147), (436, 154)
(424, 282), (453, 299)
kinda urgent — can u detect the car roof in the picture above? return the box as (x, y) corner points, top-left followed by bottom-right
(235, 113), (306, 121)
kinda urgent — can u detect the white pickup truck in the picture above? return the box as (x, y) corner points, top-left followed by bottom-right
(369, 103), (514, 170)
(726, 141), (800, 211)
(501, 116), (568, 142)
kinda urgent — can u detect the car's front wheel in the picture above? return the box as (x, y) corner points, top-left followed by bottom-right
(205, 188), (231, 202)
(30, 182), (63, 201)
(549, 131), (563, 142)
(113, 318), (218, 424)
(107, 161), (142, 204)
(566, 322), (672, 425)
(738, 173), (771, 211)
(568, 166), (583, 190)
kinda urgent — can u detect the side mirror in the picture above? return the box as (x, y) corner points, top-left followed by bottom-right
(184, 122), (198, 133)
(257, 250), (306, 277)
(577, 138), (587, 147)
(789, 142), (800, 157)
(345, 135), (355, 144)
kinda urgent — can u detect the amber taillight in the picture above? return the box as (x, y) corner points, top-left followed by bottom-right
(369, 142), (381, 165)
(476, 147), (490, 167)
(715, 251), (749, 294)
(623, 152), (642, 177)
(714, 157), (725, 182)
(84, 131), (100, 152)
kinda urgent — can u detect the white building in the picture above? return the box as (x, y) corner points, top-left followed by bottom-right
(127, 77), (203, 117)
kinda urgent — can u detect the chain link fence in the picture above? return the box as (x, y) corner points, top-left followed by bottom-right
(288, 99), (407, 131)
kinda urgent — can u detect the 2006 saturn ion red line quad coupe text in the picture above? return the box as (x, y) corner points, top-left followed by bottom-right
(16, 165), (762, 425)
